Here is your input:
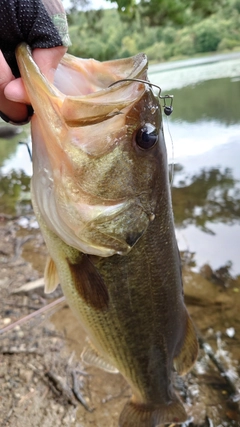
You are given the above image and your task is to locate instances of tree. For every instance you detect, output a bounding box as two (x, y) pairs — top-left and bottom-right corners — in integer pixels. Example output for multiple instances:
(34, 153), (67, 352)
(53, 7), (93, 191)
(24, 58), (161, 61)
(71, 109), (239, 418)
(107, 0), (224, 26)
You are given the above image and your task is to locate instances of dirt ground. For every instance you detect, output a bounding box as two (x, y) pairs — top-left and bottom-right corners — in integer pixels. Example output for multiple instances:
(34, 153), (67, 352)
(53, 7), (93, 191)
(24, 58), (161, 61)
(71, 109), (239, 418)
(0, 211), (239, 427)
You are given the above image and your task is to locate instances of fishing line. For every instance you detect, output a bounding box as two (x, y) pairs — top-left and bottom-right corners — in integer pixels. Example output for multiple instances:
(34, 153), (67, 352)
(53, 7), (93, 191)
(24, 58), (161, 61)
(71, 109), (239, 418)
(165, 115), (175, 187)
(109, 78), (175, 186)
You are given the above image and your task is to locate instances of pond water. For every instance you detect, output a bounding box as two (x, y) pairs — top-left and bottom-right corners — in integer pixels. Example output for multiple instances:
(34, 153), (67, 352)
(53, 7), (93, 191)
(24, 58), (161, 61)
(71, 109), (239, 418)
(150, 52), (240, 277)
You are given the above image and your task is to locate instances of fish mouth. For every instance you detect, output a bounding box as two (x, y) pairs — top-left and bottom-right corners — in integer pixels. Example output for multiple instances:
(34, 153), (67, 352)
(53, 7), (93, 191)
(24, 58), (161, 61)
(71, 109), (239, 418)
(17, 44), (155, 257)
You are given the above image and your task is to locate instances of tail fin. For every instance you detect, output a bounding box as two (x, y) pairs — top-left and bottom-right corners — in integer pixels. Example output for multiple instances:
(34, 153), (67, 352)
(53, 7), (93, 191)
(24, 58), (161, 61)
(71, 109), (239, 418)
(119, 399), (187, 427)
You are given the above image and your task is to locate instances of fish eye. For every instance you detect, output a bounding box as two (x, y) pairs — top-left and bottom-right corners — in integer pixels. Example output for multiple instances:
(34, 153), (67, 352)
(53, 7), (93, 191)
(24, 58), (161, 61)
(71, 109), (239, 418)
(135, 123), (158, 150)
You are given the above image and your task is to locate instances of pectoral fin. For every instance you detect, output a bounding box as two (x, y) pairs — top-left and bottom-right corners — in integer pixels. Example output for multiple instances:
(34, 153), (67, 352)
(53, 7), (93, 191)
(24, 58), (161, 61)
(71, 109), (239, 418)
(81, 342), (118, 374)
(44, 256), (60, 294)
(173, 315), (198, 375)
(67, 254), (109, 311)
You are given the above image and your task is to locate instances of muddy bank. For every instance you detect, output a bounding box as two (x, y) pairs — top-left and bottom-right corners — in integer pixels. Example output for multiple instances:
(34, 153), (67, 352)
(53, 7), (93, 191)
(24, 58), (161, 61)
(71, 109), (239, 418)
(0, 213), (239, 427)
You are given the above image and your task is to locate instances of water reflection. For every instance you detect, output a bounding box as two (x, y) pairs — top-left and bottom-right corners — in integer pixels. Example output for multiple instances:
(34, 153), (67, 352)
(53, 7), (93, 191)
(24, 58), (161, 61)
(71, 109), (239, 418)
(0, 170), (31, 216)
(172, 166), (240, 232)
(0, 138), (19, 168)
(172, 78), (240, 125)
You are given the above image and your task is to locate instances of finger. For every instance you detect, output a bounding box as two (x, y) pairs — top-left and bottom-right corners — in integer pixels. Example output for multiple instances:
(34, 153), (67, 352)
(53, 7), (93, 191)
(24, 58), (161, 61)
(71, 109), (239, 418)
(4, 78), (30, 104)
(0, 50), (28, 123)
(5, 46), (67, 103)
(0, 50), (14, 90)
(32, 46), (67, 82)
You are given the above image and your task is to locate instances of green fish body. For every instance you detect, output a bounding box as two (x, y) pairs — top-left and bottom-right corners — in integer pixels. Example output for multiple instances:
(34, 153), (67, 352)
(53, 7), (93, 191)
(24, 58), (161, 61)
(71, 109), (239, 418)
(16, 43), (198, 427)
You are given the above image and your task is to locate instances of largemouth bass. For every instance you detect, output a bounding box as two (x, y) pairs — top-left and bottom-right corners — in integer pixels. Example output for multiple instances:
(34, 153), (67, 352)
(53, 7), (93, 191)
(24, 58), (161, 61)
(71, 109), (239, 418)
(16, 43), (198, 427)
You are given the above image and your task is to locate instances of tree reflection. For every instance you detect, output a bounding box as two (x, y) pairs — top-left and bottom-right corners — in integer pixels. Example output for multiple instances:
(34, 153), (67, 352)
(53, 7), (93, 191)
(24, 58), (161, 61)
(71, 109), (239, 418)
(171, 78), (240, 125)
(0, 123), (29, 167)
(0, 139), (19, 168)
(0, 171), (31, 216)
(172, 166), (240, 233)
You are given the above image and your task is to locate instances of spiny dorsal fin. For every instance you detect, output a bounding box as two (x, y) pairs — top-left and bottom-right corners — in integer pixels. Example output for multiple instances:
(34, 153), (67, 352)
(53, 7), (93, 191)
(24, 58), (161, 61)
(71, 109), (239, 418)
(44, 256), (60, 294)
(173, 314), (199, 375)
(81, 342), (118, 374)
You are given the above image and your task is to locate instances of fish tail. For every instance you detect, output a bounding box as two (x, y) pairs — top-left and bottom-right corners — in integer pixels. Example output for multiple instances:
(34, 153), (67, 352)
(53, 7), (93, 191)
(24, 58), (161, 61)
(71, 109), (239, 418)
(119, 398), (187, 427)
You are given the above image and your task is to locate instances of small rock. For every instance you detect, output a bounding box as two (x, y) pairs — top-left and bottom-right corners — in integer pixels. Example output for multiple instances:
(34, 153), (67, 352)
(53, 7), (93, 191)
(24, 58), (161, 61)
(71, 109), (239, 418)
(14, 392), (21, 399)
(226, 327), (235, 338)
(3, 318), (11, 325)
(19, 369), (33, 383)
(17, 330), (25, 338)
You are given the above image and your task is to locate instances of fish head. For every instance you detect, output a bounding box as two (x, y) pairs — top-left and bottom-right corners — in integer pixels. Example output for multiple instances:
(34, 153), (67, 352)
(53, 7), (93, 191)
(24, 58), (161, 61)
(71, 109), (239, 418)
(16, 44), (166, 257)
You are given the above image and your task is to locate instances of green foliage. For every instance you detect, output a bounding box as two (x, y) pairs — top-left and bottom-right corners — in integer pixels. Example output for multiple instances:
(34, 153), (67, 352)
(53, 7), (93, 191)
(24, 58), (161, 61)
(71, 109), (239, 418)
(173, 33), (195, 56)
(162, 27), (176, 44)
(0, 171), (31, 215)
(218, 38), (240, 51)
(193, 20), (222, 53)
(67, 2), (240, 63)
(106, 0), (225, 25)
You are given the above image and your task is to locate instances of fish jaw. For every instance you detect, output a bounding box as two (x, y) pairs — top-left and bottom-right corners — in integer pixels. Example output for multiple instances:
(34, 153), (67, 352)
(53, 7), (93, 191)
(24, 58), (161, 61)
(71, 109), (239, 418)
(16, 44), (161, 256)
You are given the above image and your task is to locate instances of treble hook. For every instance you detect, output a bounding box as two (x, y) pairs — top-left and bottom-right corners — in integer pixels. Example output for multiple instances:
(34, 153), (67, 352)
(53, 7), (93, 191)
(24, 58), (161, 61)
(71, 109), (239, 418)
(108, 78), (174, 116)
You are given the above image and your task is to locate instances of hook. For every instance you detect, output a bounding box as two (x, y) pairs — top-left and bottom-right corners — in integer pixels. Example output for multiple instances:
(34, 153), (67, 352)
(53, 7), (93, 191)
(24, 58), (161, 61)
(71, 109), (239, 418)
(108, 78), (174, 116)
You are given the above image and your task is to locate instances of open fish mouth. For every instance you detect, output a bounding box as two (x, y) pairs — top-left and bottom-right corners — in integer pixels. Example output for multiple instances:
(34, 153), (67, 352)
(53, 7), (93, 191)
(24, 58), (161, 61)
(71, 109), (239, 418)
(16, 43), (160, 257)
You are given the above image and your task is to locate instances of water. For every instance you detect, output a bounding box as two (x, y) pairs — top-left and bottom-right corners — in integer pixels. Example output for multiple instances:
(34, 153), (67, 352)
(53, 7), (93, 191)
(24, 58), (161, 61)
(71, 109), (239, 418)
(1, 52), (240, 274)
(149, 53), (240, 276)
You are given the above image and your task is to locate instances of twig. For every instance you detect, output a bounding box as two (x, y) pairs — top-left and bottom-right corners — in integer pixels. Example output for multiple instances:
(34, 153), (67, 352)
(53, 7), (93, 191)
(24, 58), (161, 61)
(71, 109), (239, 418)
(198, 336), (238, 398)
(206, 416), (214, 427)
(71, 370), (94, 412)
(45, 370), (76, 405)
(11, 277), (45, 294)
(0, 347), (42, 355)
(0, 296), (66, 335)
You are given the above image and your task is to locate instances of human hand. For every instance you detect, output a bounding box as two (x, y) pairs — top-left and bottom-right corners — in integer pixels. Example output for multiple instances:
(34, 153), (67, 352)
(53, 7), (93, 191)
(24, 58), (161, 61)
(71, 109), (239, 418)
(0, 45), (67, 125)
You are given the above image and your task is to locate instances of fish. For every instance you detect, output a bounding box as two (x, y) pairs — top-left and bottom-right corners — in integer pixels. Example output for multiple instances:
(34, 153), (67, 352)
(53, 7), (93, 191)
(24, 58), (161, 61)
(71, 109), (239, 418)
(16, 43), (198, 427)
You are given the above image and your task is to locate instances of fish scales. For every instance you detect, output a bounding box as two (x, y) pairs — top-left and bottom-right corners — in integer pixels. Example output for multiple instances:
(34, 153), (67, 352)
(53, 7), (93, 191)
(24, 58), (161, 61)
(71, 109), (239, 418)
(16, 43), (198, 427)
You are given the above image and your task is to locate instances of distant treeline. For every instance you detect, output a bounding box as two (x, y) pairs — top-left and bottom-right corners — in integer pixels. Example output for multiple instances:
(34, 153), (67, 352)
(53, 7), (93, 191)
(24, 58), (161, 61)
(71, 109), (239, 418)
(67, 0), (240, 62)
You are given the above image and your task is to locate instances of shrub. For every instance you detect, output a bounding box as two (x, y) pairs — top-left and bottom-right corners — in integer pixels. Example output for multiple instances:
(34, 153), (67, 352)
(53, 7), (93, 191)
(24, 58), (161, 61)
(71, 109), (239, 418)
(217, 37), (240, 51)
(144, 42), (167, 62)
(194, 21), (222, 52)
(173, 34), (195, 56)
(162, 27), (176, 44)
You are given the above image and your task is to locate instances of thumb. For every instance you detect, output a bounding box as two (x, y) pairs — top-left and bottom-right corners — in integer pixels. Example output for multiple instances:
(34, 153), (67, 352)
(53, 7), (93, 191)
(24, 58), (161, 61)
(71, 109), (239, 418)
(5, 45), (67, 103)
(32, 45), (67, 83)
